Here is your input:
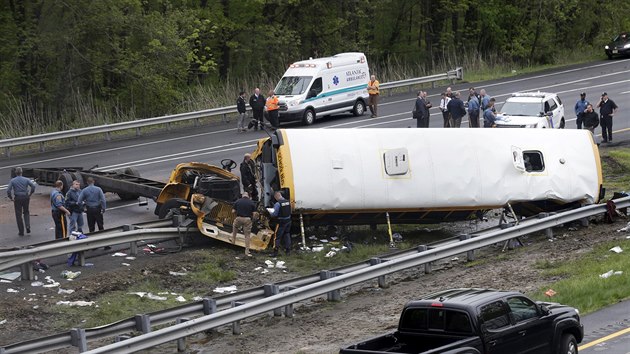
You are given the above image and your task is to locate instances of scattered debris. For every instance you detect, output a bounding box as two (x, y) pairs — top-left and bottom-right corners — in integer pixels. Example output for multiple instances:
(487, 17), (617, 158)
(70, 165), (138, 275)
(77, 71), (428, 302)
(254, 267), (262, 271)
(260, 269), (269, 274)
(169, 271), (188, 276)
(544, 289), (556, 297)
(43, 276), (60, 288)
(0, 319), (6, 325)
(58, 288), (75, 295)
(325, 251), (336, 258)
(617, 222), (630, 232)
(175, 296), (186, 302)
(320, 239), (329, 243)
(0, 272), (22, 281)
(308, 235), (317, 240)
(121, 263), (131, 267)
(125, 256), (136, 260)
(312, 246), (324, 252)
(392, 233), (403, 242)
(610, 246), (623, 254)
(147, 293), (167, 301)
(265, 260), (275, 268)
(30, 281), (44, 287)
(599, 270), (624, 279)
(84, 263), (94, 267)
(192, 296), (203, 301)
(33, 261), (49, 271)
(330, 236), (338, 241)
(275, 261), (287, 269)
(451, 257), (460, 262)
(56, 301), (95, 307)
(567, 227), (578, 231)
(0, 280), (12, 283)
(61, 270), (81, 279)
(112, 252), (127, 257)
(7, 288), (19, 293)
(213, 285), (237, 294)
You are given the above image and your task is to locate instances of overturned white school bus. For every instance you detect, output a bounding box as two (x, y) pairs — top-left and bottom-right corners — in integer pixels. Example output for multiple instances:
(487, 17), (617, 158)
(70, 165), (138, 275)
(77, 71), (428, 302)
(252, 128), (603, 227)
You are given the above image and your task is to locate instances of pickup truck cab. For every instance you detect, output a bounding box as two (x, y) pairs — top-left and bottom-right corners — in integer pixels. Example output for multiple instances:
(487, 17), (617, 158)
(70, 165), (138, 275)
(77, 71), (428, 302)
(340, 288), (583, 354)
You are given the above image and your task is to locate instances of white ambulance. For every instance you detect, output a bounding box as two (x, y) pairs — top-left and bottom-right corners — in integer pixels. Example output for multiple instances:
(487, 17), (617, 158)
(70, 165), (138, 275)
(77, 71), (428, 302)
(274, 52), (370, 125)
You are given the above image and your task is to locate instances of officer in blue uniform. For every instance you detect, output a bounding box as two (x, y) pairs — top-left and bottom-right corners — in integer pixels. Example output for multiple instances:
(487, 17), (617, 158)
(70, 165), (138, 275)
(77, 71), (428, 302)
(270, 191), (292, 257)
(51, 180), (71, 240)
(78, 177), (107, 232)
(7, 167), (36, 236)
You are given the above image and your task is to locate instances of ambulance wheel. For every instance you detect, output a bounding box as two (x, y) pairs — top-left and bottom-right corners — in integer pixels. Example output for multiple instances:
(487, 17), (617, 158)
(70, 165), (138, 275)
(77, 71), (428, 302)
(302, 109), (315, 125)
(353, 100), (366, 116)
(559, 117), (565, 129)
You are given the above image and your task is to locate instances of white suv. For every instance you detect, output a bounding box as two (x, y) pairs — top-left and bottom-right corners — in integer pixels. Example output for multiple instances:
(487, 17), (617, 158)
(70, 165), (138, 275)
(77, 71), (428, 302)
(495, 92), (565, 128)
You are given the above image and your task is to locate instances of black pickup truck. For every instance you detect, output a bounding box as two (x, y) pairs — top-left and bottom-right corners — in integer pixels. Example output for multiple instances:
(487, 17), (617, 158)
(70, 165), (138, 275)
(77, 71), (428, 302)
(340, 288), (583, 354)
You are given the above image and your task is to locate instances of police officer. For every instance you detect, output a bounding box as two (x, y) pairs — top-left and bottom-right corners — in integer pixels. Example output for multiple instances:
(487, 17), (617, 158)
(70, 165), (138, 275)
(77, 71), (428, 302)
(78, 177), (106, 232)
(51, 180), (71, 240)
(7, 167), (36, 236)
(270, 191), (292, 257)
(65, 179), (84, 235)
(231, 192), (257, 257)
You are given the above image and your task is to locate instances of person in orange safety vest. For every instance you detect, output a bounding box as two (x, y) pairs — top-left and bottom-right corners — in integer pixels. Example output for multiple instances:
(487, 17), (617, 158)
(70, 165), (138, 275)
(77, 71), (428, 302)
(266, 90), (280, 129)
(367, 74), (380, 118)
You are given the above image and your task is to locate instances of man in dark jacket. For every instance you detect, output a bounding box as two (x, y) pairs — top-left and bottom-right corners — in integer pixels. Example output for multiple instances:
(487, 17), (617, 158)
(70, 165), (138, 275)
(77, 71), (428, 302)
(582, 103), (600, 144)
(597, 92), (618, 143)
(447, 92), (466, 128)
(240, 153), (258, 201)
(412, 91), (429, 128)
(270, 191), (292, 257)
(249, 88), (266, 131)
(236, 91), (247, 132)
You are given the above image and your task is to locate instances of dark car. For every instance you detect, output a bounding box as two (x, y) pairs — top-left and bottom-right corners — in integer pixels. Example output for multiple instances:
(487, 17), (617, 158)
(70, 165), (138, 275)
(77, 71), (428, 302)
(605, 32), (630, 59)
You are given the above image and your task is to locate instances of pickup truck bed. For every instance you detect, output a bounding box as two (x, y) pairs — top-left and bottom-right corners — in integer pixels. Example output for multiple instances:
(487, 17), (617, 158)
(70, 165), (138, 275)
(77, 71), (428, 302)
(340, 331), (482, 354)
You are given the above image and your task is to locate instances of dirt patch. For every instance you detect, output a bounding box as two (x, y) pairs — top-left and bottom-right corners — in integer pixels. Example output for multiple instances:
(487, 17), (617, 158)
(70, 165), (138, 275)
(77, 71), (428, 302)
(0, 216), (628, 353)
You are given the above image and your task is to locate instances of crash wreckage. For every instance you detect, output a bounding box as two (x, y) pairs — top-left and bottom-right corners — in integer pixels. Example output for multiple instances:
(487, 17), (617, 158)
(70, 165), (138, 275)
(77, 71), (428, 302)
(17, 128), (603, 251)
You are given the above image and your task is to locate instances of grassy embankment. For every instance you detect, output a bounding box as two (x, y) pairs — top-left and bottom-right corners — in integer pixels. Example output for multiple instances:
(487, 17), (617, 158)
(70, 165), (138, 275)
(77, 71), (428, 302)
(530, 148), (630, 313)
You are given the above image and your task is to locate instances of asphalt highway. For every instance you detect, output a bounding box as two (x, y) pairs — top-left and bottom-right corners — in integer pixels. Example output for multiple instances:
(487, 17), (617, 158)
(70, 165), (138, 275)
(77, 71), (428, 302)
(1, 58), (629, 351)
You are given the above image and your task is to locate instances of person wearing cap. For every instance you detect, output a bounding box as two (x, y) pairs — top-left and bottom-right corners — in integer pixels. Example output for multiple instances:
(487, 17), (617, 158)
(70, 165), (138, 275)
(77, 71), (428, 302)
(7, 167), (37, 236)
(574, 92), (589, 129)
(270, 191), (292, 257)
(231, 192), (257, 257)
(597, 92), (618, 143)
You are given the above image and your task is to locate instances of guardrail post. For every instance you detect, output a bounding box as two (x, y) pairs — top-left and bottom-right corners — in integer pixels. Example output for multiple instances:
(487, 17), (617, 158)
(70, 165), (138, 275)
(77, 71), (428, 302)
(70, 328), (87, 352)
(176, 317), (190, 352)
(417, 245), (432, 274)
(194, 118), (200, 127)
(106, 132), (111, 141)
(320, 270), (341, 301)
(78, 251), (86, 266)
(136, 127), (141, 136)
(459, 234), (475, 261)
(20, 261), (34, 281)
(73, 136), (79, 147)
(222, 113), (229, 123)
(263, 283), (282, 316)
(232, 301), (244, 334)
(431, 81), (436, 89)
(283, 286), (297, 317)
(580, 217), (589, 227)
(135, 314), (151, 333)
(202, 298), (218, 333)
(369, 258), (387, 288)
(39, 142), (45, 153)
(167, 122), (171, 131)
(538, 213), (554, 239)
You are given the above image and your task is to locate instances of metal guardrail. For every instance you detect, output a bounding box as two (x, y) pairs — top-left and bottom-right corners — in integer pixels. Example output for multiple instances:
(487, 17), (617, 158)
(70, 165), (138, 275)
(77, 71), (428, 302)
(0, 68), (463, 157)
(2, 196), (627, 353)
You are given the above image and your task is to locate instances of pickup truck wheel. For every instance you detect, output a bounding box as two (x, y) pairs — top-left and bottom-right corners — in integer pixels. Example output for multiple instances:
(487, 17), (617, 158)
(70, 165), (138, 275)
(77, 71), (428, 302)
(302, 108), (315, 125)
(559, 333), (577, 354)
(559, 118), (565, 129)
(353, 100), (366, 116)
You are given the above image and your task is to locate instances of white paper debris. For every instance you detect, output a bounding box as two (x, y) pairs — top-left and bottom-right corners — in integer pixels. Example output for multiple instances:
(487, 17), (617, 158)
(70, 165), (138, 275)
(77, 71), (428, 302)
(31, 282), (44, 287)
(147, 293), (167, 301)
(58, 288), (75, 295)
(320, 239), (329, 243)
(308, 235), (317, 240)
(213, 285), (237, 294)
(121, 263), (131, 267)
(451, 257), (460, 261)
(265, 260), (275, 268)
(610, 246), (623, 253)
(0, 280), (11, 283)
(169, 271), (187, 276)
(192, 296), (203, 301)
(0, 319), (6, 325)
(56, 301), (95, 307)
(275, 261), (287, 269)
(616, 222), (630, 232)
(325, 251), (336, 258)
(127, 292), (147, 298)
(254, 266), (262, 271)
(175, 296), (186, 302)
(112, 252), (127, 257)
(0, 272), (22, 281)
(7, 288), (19, 293)
(125, 256), (136, 260)
(312, 246), (324, 252)
(260, 269), (269, 274)
(330, 236), (338, 241)
(599, 270), (623, 279)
